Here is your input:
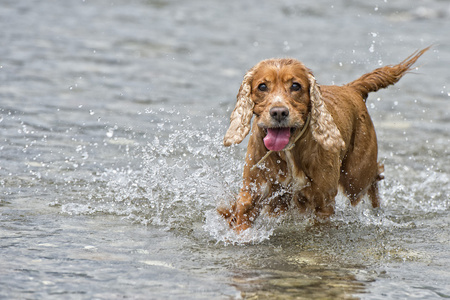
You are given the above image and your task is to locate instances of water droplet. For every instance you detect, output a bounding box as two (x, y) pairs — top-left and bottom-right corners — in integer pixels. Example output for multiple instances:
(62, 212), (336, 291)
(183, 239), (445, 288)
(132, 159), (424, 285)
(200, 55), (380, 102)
(283, 41), (290, 52)
(106, 129), (114, 138)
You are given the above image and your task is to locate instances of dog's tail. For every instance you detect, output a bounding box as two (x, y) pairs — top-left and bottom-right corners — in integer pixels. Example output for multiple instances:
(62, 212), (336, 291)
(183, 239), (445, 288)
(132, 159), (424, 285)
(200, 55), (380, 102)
(346, 46), (430, 101)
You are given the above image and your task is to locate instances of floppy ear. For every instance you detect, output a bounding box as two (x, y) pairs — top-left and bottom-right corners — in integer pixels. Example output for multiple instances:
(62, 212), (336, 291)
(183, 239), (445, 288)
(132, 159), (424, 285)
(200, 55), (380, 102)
(308, 73), (345, 152)
(223, 69), (255, 146)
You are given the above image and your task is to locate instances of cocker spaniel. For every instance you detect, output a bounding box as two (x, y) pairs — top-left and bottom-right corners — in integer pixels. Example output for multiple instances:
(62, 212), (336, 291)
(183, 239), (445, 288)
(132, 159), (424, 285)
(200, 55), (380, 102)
(219, 47), (429, 232)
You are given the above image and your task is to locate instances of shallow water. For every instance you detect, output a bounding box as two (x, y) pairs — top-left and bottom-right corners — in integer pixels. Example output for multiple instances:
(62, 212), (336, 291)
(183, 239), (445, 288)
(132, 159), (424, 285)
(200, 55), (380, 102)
(1, 0), (449, 299)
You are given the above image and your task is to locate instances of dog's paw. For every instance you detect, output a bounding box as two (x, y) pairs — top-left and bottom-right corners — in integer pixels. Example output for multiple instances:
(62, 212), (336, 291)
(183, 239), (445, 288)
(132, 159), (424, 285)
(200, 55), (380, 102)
(217, 204), (251, 233)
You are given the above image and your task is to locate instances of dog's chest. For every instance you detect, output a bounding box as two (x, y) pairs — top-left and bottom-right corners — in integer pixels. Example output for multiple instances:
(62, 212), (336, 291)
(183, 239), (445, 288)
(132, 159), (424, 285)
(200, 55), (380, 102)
(276, 151), (309, 192)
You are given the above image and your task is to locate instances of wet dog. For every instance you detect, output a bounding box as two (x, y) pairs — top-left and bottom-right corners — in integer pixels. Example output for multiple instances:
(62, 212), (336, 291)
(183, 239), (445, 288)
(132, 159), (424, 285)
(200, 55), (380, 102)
(219, 47), (429, 232)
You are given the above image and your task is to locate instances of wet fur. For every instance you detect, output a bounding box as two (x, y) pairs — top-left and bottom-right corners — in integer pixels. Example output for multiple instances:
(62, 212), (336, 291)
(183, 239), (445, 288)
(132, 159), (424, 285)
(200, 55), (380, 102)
(219, 47), (429, 232)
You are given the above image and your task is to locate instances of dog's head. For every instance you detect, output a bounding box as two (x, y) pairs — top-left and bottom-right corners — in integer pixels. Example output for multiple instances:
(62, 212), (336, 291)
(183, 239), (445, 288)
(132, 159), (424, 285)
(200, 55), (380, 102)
(223, 58), (344, 152)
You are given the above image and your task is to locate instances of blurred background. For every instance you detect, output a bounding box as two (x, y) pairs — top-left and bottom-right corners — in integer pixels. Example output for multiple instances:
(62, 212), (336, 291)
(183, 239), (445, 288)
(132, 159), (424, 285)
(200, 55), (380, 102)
(1, 0), (449, 299)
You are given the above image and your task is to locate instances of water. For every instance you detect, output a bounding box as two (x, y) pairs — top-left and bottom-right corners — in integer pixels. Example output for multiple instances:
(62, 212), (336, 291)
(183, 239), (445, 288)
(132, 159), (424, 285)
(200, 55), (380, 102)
(1, 0), (449, 298)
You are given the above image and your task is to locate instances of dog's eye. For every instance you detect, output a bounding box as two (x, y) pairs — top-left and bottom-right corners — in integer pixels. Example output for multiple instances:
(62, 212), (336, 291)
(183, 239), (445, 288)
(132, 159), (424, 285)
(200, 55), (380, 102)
(258, 83), (268, 92)
(291, 82), (301, 91)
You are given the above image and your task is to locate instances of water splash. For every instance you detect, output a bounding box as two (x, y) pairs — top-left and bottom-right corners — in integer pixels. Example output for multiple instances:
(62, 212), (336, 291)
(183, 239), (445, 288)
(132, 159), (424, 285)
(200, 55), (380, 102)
(57, 109), (258, 241)
(204, 209), (275, 245)
(382, 169), (450, 213)
(58, 109), (449, 244)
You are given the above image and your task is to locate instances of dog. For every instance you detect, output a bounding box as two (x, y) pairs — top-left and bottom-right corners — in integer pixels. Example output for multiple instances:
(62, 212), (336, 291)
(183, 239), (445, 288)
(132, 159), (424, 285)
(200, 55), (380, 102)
(218, 47), (429, 232)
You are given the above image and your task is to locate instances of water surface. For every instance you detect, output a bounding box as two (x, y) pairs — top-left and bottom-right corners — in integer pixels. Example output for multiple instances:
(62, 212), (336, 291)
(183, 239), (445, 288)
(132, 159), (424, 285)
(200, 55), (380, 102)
(1, 0), (449, 299)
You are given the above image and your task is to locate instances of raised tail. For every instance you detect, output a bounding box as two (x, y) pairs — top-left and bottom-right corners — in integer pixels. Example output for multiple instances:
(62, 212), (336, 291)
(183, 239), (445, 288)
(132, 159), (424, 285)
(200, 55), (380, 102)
(346, 46), (430, 100)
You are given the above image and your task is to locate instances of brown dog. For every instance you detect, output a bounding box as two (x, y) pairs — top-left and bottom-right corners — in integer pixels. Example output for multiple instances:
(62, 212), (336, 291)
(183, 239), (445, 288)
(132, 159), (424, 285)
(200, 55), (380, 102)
(219, 47), (429, 232)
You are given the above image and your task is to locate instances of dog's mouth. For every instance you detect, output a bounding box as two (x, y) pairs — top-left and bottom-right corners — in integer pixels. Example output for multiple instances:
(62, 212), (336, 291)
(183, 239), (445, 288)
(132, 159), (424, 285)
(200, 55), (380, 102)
(263, 127), (297, 151)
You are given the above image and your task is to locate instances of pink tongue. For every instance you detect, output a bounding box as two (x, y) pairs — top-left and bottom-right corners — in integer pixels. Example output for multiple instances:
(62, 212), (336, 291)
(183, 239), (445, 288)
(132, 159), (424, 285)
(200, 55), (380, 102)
(263, 128), (291, 151)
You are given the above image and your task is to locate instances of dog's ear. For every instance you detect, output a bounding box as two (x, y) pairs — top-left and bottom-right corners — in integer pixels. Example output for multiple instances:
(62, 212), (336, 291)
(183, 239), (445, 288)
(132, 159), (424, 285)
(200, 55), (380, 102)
(223, 68), (255, 146)
(308, 73), (345, 152)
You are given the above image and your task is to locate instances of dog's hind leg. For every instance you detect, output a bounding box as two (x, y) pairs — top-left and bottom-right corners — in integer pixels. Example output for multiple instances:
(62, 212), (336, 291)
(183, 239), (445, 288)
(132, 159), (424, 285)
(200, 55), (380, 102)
(367, 162), (384, 208)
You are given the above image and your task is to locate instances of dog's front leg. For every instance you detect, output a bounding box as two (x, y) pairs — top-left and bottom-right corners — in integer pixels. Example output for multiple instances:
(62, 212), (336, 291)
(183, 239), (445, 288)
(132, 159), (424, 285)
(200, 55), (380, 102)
(217, 185), (261, 232)
(229, 188), (260, 232)
(299, 171), (339, 219)
(219, 130), (273, 231)
(296, 155), (341, 219)
(219, 158), (270, 232)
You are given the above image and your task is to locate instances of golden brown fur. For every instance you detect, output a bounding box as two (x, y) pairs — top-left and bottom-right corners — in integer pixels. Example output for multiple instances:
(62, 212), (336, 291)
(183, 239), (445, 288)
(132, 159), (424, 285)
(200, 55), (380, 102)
(219, 47), (429, 232)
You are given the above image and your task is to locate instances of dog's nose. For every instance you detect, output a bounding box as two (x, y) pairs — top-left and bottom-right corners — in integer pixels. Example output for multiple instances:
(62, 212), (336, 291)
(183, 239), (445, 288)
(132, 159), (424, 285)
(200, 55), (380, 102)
(270, 106), (289, 122)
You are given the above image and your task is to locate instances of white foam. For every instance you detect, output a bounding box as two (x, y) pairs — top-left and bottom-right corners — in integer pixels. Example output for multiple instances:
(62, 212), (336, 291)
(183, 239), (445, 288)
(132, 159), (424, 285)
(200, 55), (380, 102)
(58, 110), (449, 244)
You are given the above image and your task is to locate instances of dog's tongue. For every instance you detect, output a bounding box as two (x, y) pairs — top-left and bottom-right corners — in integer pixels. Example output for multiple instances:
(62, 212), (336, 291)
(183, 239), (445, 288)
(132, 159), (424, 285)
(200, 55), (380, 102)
(263, 128), (291, 151)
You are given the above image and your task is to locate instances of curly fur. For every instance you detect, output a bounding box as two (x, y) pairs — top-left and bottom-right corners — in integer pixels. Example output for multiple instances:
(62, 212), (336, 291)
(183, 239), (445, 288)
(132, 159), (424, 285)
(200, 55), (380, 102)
(219, 47), (429, 232)
(308, 74), (345, 152)
(223, 69), (255, 146)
